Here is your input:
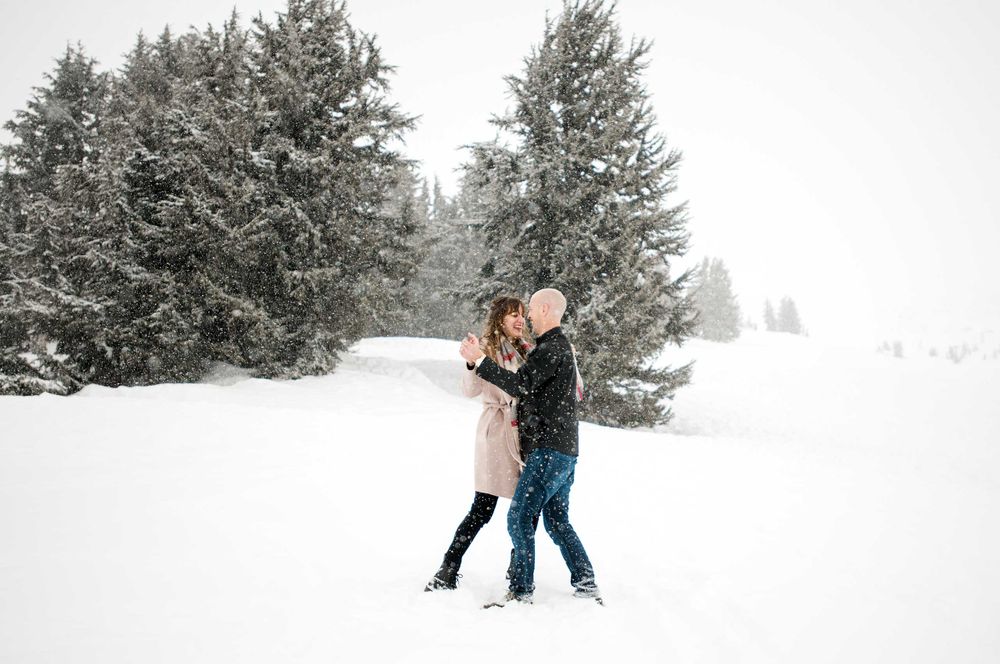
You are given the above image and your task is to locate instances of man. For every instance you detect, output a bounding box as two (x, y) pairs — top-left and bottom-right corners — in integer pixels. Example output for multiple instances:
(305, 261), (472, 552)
(460, 288), (600, 606)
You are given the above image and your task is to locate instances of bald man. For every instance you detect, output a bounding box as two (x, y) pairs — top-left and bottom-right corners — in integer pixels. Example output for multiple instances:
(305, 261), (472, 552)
(461, 288), (600, 606)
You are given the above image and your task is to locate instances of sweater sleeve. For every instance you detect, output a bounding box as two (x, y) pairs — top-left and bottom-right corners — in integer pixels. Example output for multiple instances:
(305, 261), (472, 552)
(476, 343), (563, 398)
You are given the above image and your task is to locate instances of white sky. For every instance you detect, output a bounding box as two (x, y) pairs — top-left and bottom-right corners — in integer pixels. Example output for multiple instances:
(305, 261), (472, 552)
(2, 0), (998, 347)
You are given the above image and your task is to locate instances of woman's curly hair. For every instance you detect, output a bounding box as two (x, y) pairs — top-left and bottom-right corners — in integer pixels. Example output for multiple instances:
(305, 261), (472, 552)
(481, 295), (531, 361)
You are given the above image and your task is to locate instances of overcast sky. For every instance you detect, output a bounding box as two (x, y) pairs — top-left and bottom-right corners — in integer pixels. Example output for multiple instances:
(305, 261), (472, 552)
(3, 0), (998, 347)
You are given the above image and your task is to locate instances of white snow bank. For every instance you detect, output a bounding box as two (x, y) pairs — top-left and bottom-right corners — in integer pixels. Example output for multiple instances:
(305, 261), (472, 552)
(1, 332), (998, 663)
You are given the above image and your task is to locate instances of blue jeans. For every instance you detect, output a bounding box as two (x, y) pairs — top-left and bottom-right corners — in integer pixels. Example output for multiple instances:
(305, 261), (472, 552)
(507, 448), (596, 596)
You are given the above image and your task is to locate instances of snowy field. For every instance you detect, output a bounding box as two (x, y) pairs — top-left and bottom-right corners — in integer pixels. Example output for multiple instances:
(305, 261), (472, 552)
(2, 332), (998, 663)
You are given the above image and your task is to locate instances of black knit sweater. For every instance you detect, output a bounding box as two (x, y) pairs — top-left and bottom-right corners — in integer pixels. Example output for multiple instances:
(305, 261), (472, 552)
(476, 326), (579, 457)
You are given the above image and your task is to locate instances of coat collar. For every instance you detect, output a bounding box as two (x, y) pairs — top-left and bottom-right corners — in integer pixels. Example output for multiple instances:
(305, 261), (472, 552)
(534, 326), (563, 344)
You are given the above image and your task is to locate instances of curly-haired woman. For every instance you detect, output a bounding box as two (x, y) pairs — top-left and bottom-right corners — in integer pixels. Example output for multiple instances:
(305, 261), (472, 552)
(424, 295), (533, 591)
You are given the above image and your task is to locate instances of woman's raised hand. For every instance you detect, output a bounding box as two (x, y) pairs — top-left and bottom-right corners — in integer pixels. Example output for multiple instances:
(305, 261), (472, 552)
(460, 333), (484, 363)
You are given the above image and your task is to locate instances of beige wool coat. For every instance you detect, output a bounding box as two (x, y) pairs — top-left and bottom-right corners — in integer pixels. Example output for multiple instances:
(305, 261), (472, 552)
(461, 354), (523, 499)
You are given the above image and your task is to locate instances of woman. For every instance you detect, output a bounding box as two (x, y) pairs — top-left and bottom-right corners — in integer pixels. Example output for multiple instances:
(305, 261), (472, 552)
(425, 295), (532, 591)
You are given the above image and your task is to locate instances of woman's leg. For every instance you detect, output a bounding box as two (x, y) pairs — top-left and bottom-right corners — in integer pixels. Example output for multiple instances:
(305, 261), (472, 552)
(427, 492), (499, 591)
(443, 491), (499, 567)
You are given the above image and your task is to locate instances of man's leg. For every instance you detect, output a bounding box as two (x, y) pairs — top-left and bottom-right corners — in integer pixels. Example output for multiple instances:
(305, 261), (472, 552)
(542, 464), (598, 593)
(506, 514), (540, 581)
(506, 450), (552, 597)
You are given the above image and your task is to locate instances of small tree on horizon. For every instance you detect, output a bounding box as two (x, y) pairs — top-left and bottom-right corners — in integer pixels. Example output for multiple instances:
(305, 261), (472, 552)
(777, 296), (803, 335)
(689, 257), (741, 342)
(763, 299), (777, 332)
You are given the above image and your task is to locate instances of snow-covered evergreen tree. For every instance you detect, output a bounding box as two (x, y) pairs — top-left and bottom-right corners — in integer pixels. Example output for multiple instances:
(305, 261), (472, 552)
(404, 174), (487, 340)
(1, 175), (67, 394)
(763, 299), (777, 332)
(1, 44), (108, 194)
(0, 44), (111, 394)
(462, 0), (694, 426)
(2, 1), (417, 393)
(431, 177), (459, 222)
(370, 163), (429, 336)
(249, 0), (416, 374)
(105, 28), (220, 382)
(689, 257), (741, 342)
(777, 296), (803, 335)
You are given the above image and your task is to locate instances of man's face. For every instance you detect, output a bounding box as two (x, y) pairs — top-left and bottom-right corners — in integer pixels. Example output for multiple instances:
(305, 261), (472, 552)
(527, 295), (543, 331)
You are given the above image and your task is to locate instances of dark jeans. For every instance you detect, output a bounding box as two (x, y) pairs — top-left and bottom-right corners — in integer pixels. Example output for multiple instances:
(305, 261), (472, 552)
(508, 448), (596, 597)
(443, 492), (540, 568)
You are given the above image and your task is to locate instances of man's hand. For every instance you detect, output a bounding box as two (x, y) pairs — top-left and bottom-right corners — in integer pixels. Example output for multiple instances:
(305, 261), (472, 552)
(459, 333), (484, 363)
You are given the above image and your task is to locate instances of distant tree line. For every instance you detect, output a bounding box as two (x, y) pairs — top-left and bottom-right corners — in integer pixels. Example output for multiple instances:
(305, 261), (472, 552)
(880, 340), (1000, 363)
(877, 340), (905, 358)
(1, 0), (695, 427)
(392, 175), (489, 341)
(685, 258), (809, 343)
(763, 297), (805, 335)
(928, 342), (998, 364)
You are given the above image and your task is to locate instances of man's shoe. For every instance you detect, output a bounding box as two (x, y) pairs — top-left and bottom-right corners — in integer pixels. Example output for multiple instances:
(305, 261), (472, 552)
(573, 586), (603, 605)
(424, 562), (460, 591)
(483, 590), (533, 609)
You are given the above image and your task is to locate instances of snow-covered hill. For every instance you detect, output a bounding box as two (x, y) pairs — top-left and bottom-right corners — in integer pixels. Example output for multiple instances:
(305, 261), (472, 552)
(2, 332), (998, 663)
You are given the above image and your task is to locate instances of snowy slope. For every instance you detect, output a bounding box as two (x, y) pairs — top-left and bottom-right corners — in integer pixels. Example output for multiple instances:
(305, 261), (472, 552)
(1, 333), (998, 663)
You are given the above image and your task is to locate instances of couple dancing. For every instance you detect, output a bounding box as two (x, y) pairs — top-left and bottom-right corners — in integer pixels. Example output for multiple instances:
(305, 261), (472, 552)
(425, 288), (601, 607)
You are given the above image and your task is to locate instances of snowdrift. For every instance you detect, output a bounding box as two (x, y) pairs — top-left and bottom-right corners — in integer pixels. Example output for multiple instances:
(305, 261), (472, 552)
(2, 332), (998, 663)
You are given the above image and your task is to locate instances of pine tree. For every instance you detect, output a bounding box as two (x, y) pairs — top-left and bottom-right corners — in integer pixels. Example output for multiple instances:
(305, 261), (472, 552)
(2, 44), (108, 194)
(462, 0), (694, 426)
(689, 257), (741, 342)
(108, 29), (216, 381)
(407, 173), (487, 339)
(777, 296), (803, 335)
(369, 163), (429, 336)
(247, 0), (416, 374)
(763, 299), (777, 332)
(102, 3), (418, 379)
(96, 5), (420, 380)
(0, 44), (111, 394)
(0, 171), (47, 394)
(431, 177), (459, 221)
(3, 2), (418, 393)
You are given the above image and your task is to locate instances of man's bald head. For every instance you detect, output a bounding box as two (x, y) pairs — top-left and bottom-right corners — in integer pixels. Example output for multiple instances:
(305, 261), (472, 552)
(532, 288), (567, 319)
(527, 288), (567, 335)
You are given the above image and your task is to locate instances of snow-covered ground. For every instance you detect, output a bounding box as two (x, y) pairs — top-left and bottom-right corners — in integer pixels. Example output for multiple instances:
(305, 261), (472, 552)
(2, 331), (998, 663)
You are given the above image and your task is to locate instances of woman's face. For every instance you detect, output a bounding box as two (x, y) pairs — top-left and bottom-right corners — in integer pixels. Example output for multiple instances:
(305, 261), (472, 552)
(501, 307), (525, 339)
